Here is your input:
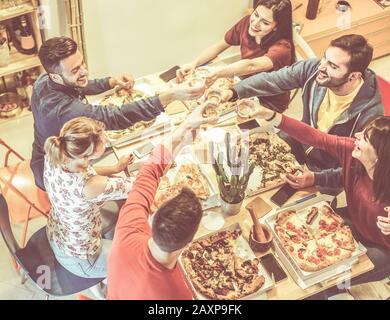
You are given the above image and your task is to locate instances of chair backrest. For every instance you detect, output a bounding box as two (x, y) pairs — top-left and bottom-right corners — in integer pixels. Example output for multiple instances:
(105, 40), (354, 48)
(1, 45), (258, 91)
(293, 25), (317, 61)
(377, 75), (390, 116)
(0, 194), (20, 255)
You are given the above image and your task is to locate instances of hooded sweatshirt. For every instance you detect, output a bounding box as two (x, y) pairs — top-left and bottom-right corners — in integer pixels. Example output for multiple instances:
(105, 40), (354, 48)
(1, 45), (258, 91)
(234, 58), (384, 188)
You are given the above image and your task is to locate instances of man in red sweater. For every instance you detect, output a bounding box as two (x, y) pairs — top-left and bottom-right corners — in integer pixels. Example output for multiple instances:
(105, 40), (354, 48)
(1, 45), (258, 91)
(107, 105), (216, 300)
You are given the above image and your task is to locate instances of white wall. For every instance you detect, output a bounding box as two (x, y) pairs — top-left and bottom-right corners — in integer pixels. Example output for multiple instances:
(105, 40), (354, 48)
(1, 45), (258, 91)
(82, 0), (251, 79)
(39, 0), (68, 39)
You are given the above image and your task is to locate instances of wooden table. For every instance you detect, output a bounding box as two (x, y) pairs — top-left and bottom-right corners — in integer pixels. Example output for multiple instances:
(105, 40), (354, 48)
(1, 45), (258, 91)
(113, 122), (374, 300)
(195, 188), (374, 300)
(109, 71), (374, 300)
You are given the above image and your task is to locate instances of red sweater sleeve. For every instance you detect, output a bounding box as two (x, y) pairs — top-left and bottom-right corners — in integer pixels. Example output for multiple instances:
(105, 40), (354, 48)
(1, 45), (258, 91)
(115, 144), (172, 236)
(278, 115), (354, 164)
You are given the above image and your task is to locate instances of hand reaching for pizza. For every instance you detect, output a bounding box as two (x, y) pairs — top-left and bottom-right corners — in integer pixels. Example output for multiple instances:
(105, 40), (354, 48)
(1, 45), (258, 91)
(377, 207), (390, 236)
(110, 73), (135, 91)
(115, 154), (135, 173)
(284, 170), (315, 189)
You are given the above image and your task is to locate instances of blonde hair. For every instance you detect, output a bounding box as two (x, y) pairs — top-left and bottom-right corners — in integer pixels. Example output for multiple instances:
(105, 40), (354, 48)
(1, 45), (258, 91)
(44, 117), (105, 166)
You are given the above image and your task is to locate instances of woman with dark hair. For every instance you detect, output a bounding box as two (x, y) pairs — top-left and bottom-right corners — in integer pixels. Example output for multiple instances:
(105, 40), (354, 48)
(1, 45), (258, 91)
(176, 0), (295, 112)
(243, 100), (390, 288)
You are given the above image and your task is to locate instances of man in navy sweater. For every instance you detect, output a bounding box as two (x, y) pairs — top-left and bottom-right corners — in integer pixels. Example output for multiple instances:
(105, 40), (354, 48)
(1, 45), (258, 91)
(31, 37), (204, 190)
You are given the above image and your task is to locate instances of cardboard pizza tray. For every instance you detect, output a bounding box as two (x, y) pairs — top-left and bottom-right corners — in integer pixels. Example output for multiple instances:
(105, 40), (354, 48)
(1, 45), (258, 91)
(265, 195), (367, 289)
(179, 223), (275, 300)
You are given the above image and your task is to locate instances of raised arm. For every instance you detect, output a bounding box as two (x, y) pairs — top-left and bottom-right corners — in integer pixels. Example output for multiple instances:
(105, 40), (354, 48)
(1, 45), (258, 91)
(122, 104), (217, 215)
(176, 39), (231, 83)
(81, 74), (135, 96)
(205, 56), (274, 87)
(251, 104), (353, 164)
(232, 58), (320, 100)
(57, 85), (205, 131)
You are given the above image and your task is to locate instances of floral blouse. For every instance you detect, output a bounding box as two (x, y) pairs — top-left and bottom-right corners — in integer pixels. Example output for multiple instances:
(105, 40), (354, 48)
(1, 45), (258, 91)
(44, 157), (134, 259)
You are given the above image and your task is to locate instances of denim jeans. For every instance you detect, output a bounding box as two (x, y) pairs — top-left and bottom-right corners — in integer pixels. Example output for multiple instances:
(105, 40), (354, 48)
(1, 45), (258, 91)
(49, 237), (112, 279)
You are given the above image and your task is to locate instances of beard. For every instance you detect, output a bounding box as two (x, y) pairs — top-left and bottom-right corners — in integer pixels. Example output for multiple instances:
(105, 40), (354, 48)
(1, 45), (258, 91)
(316, 70), (350, 89)
(60, 74), (89, 88)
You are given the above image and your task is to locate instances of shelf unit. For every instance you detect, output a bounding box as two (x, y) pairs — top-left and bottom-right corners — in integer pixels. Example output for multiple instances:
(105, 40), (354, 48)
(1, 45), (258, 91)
(0, 1), (43, 124)
(291, 0), (390, 60)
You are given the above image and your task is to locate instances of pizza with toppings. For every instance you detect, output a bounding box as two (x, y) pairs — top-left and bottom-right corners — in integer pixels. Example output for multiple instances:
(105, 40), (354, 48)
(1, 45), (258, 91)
(100, 88), (146, 107)
(105, 119), (156, 140)
(249, 132), (302, 190)
(274, 205), (356, 272)
(181, 230), (265, 300)
(154, 164), (210, 208)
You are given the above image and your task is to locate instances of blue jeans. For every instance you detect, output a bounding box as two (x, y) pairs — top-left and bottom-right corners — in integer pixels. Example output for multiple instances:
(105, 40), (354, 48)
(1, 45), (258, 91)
(49, 237), (112, 279)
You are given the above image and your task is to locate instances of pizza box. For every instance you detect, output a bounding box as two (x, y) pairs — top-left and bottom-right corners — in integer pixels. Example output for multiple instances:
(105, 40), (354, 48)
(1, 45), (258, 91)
(179, 223), (275, 300)
(264, 195), (367, 289)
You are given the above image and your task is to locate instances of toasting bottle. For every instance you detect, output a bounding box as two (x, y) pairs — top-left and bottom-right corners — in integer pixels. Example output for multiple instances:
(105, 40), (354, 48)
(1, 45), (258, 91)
(19, 15), (36, 55)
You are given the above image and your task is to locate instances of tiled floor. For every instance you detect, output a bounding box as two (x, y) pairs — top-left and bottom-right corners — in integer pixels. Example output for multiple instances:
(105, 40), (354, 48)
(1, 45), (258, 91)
(0, 55), (389, 300)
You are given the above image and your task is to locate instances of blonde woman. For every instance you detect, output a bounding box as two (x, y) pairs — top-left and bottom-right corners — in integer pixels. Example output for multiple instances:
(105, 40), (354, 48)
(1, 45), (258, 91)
(44, 117), (134, 279)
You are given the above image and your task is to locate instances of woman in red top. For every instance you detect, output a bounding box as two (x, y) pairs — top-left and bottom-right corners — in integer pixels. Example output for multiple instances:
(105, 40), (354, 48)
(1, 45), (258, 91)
(246, 101), (390, 289)
(177, 0), (294, 112)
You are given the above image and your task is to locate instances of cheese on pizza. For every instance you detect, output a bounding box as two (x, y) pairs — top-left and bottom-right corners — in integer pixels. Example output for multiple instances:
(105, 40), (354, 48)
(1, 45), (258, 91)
(249, 133), (301, 189)
(154, 164), (210, 208)
(274, 206), (356, 272)
(181, 230), (265, 300)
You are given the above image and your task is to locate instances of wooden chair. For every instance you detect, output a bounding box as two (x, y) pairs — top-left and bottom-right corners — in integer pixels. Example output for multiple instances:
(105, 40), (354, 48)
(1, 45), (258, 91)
(0, 138), (51, 248)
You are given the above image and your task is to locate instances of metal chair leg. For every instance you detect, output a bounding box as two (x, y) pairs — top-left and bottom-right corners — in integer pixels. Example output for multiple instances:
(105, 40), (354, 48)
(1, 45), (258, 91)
(20, 269), (28, 285)
(20, 206), (32, 248)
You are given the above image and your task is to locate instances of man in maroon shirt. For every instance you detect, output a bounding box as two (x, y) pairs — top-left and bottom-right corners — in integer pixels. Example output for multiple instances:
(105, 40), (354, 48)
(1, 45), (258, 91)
(108, 105), (217, 299)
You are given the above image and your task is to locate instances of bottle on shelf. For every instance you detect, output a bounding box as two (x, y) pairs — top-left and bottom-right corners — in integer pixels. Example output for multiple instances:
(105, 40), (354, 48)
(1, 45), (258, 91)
(18, 15), (36, 55)
(0, 24), (11, 67)
(306, 0), (320, 20)
(13, 71), (27, 100)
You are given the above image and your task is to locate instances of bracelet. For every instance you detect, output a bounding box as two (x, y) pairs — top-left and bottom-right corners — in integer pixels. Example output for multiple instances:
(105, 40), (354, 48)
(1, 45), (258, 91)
(228, 88), (239, 102)
(265, 111), (277, 122)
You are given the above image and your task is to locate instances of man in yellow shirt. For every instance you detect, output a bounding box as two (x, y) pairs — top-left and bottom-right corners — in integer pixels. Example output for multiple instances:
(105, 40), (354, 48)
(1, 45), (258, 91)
(317, 79), (364, 132)
(222, 34), (384, 194)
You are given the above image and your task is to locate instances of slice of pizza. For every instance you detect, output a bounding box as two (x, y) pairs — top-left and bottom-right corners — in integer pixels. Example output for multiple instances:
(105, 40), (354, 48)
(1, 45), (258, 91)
(290, 239), (333, 272)
(317, 205), (345, 235)
(173, 164), (210, 200)
(275, 210), (313, 242)
(154, 164), (210, 208)
(233, 256), (265, 299)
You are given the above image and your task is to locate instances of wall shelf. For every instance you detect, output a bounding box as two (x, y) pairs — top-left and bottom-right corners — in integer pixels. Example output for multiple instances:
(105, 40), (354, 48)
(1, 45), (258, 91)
(0, 3), (35, 23)
(0, 47), (40, 78)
